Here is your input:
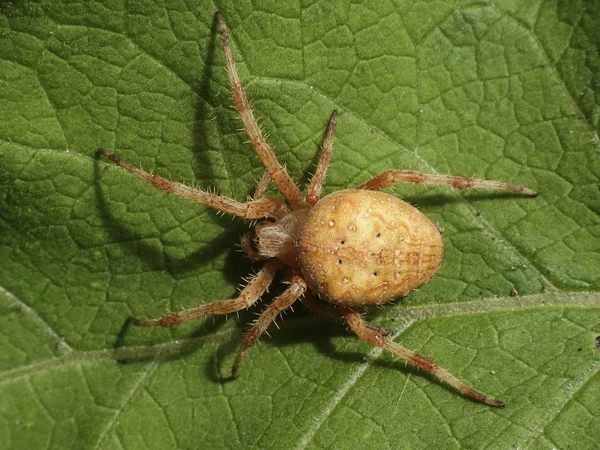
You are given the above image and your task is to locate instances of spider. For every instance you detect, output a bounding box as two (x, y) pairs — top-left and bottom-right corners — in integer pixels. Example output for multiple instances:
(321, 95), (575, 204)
(100, 11), (536, 408)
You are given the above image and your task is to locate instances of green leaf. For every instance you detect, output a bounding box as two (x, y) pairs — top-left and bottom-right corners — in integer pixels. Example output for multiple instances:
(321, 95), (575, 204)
(1, 1), (599, 449)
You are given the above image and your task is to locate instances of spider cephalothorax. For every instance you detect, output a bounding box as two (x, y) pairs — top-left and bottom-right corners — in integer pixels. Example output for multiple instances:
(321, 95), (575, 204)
(100, 11), (536, 408)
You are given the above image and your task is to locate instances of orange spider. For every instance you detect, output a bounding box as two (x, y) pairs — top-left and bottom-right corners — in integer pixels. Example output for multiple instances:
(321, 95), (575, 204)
(100, 12), (537, 408)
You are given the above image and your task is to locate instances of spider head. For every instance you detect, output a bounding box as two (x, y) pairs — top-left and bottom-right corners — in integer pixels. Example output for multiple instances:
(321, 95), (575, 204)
(254, 209), (309, 268)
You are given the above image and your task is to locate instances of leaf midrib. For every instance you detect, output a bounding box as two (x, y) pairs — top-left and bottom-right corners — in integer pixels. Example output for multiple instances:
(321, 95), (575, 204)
(2, 290), (597, 387)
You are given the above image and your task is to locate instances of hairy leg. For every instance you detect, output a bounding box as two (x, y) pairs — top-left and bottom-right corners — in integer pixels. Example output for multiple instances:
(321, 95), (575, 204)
(238, 231), (262, 261)
(300, 292), (393, 337)
(99, 149), (287, 219)
(358, 170), (536, 196)
(216, 12), (306, 210)
(237, 171), (276, 261)
(252, 170), (271, 200)
(131, 260), (282, 327)
(300, 295), (503, 408)
(232, 274), (307, 376)
(307, 110), (338, 206)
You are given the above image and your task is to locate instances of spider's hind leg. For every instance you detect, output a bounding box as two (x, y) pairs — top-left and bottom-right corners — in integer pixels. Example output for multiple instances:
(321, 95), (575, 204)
(300, 294), (504, 408)
(357, 169), (536, 196)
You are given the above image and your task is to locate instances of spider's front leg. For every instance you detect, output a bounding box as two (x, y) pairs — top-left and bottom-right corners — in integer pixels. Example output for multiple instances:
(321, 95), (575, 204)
(358, 169), (537, 196)
(300, 294), (504, 408)
(99, 149), (288, 219)
(232, 273), (307, 376)
(131, 260), (282, 327)
(215, 12), (306, 210)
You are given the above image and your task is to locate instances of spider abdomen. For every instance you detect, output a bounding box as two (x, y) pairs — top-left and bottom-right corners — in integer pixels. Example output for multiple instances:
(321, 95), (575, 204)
(296, 189), (444, 306)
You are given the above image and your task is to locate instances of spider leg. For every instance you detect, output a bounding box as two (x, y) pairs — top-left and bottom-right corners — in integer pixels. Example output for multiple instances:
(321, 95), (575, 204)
(232, 273), (307, 376)
(131, 260), (282, 327)
(300, 295), (503, 408)
(357, 170), (536, 196)
(300, 292), (393, 336)
(238, 231), (263, 261)
(236, 170), (274, 261)
(252, 170), (271, 200)
(307, 110), (338, 206)
(216, 12), (306, 210)
(99, 149), (288, 219)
